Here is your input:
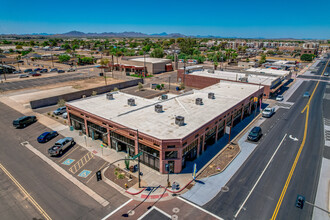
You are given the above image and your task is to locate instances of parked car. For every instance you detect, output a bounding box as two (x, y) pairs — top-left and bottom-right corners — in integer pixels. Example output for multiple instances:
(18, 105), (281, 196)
(53, 106), (66, 115)
(13, 70), (22, 74)
(62, 112), (68, 119)
(29, 71), (37, 75)
(40, 69), (48, 73)
(262, 107), (275, 118)
(57, 70), (65, 73)
(24, 69), (33, 73)
(13, 116), (37, 128)
(276, 95), (284, 101)
(50, 68), (58, 72)
(48, 137), (75, 156)
(324, 72), (329, 76)
(247, 126), (262, 142)
(32, 73), (42, 77)
(295, 195), (305, 209)
(19, 74), (29, 78)
(67, 68), (75, 72)
(34, 68), (42, 71)
(303, 92), (310, 98)
(37, 131), (58, 143)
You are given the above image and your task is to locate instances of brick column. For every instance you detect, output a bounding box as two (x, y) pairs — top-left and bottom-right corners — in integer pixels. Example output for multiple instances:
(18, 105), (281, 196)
(201, 134), (205, 153)
(84, 118), (89, 136)
(215, 124), (219, 141)
(197, 137), (201, 158)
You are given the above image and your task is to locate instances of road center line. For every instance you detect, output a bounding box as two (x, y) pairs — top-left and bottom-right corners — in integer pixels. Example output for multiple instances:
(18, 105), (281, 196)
(21, 141), (109, 207)
(0, 163), (52, 220)
(234, 133), (287, 218)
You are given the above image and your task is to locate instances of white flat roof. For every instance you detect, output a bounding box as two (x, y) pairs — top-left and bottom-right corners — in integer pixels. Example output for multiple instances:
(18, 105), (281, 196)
(68, 81), (261, 140)
(129, 57), (171, 64)
(247, 68), (290, 76)
(189, 70), (279, 86)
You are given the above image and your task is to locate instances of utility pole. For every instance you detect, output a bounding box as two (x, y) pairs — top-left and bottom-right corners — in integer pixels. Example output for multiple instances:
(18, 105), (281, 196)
(143, 51), (146, 78)
(168, 76), (171, 92)
(137, 129), (141, 188)
(112, 54), (114, 78)
(183, 59), (186, 87)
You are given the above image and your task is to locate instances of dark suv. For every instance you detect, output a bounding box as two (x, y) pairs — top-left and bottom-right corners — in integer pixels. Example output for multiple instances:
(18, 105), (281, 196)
(247, 126), (262, 142)
(13, 116), (37, 128)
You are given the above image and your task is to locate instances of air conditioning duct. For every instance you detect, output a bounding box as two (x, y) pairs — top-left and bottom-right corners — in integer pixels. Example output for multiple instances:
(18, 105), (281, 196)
(195, 98), (203, 105)
(128, 98), (135, 106)
(106, 93), (114, 100)
(175, 116), (185, 126)
(155, 104), (163, 113)
(208, 92), (215, 99)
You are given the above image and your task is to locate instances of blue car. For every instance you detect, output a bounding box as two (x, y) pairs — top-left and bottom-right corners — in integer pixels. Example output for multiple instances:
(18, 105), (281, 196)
(37, 131), (58, 143)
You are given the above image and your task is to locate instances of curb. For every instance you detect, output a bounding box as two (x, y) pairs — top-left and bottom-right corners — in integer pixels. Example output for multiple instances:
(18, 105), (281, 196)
(125, 188), (145, 195)
(160, 179), (194, 194)
(196, 113), (262, 178)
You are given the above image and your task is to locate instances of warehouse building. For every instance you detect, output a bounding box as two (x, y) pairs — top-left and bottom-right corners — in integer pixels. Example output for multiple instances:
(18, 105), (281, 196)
(109, 57), (173, 75)
(177, 68), (282, 98)
(66, 81), (264, 174)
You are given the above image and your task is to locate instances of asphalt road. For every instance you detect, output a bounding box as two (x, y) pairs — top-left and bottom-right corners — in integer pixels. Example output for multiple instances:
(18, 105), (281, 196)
(0, 102), (128, 219)
(203, 57), (329, 219)
(0, 72), (92, 91)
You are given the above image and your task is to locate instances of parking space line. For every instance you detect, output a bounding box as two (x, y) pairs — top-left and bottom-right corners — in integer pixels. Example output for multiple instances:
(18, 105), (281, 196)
(58, 146), (79, 162)
(69, 152), (94, 174)
(21, 142), (109, 207)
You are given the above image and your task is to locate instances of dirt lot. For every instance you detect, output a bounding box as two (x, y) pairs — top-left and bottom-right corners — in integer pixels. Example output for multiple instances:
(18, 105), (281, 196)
(197, 143), (240, 179)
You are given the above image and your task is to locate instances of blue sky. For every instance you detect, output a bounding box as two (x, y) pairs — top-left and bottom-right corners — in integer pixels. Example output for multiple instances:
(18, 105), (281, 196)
(1, 0), (329, 39)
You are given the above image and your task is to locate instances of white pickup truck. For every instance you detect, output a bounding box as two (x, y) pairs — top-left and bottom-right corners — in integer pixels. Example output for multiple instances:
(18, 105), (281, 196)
(262, 107), (275, 118)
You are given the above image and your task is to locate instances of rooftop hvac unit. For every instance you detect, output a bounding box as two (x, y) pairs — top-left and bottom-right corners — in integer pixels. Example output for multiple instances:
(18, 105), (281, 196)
(161, 94), (168, 100)
(106, 93), (113, 100)
(195, 98), (203, 105)
(175, 116), (184, 126)
(128, 98), (135, 106)
(155, 104), (163, 113)
(208, 92), (215, 99)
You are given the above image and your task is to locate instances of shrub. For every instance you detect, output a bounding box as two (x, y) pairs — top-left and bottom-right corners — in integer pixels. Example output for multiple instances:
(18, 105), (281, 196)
(114, 171), (118, 176)
(113, 87), (119, 91)
(57, 99), (66, 107)
(55, 116), (58, 119)
(51, 114), (54, 117)
(156, 84), (161, 90)
(92, 90), (97, 96)
(138, 82), (143, 91)
(47, 112), (50, 115)
(117, 173), (125, 179)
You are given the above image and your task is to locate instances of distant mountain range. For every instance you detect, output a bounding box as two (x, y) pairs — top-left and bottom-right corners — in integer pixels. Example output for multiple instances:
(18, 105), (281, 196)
(50, 31), (187, 38)
(0, 31), (323, 40)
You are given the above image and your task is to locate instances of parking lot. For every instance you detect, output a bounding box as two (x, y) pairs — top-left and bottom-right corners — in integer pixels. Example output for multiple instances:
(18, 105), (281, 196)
(9, 116), (127, 205)
(0, 72), (90, 91)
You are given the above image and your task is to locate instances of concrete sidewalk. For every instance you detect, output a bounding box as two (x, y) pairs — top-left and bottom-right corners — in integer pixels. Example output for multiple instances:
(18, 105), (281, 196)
(312, 157), (330, 220)
(181, 116), (266, 206)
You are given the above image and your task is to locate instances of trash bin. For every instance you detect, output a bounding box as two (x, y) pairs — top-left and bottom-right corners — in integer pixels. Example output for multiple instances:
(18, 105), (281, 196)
(70, 126), (74, 131)
(99, 73), (104, 76)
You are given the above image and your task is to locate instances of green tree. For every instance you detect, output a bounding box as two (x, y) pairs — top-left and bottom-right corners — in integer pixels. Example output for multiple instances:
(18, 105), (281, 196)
(16, 45), (23, 49)
(150, 48), (164, 58)
(300, 54), (314, 61)
(57, 99), (66, 107)
(259, 54), (267, 64)
(59, 54), (71, 63)
(179, 38), (196, 55)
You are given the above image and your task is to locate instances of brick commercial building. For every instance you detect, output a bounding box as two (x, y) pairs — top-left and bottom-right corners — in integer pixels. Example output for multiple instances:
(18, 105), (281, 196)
(177, 67), (286, 98)
(66, 81), (264, 174)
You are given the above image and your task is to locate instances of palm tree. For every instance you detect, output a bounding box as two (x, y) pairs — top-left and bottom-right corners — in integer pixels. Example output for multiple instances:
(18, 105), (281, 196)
(100, 58), (110, 85)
